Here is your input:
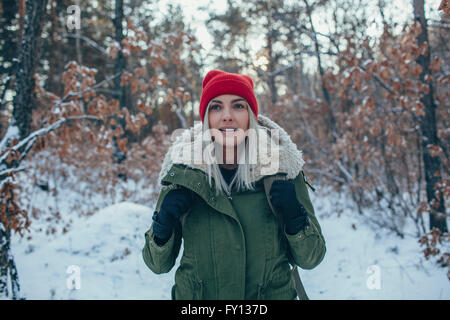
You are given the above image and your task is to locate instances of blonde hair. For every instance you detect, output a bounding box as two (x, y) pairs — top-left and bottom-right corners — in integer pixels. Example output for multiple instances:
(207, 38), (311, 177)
(202, 100), (265, 196)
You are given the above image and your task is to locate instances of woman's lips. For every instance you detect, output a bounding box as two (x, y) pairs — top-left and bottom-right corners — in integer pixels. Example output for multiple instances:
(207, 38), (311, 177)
(209, 128), (246, 146)
(219, 128), (238, 135)
(219, 128), (237, 132)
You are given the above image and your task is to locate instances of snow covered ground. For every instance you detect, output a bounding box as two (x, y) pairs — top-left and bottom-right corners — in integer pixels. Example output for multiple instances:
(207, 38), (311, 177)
(10, 184), (450, 300)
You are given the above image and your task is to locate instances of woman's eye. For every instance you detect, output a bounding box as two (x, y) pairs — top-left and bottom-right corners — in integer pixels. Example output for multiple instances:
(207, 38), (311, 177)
(234, 104), (245, 109)
(211, 104), (221, 111)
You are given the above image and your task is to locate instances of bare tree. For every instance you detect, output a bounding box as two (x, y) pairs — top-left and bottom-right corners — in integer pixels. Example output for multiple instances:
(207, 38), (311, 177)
(112, 0), (128, 166)
(413, 0), (447, 233)
(1, 0), (48, 299)
(11, 0), (48, 141)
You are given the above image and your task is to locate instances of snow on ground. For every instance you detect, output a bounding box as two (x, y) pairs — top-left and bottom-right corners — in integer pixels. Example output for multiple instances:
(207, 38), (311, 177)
(303, 190), (449, 299)
(10, 186), (450, 300)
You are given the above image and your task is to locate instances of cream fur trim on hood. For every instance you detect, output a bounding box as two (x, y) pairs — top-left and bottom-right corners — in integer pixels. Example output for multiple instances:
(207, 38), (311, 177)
(157, 114), (305, 186)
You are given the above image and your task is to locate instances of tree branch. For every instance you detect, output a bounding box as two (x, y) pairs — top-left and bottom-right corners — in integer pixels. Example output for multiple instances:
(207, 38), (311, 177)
(52, 72), (121, 113)
(0, 115), (102, 168)
(0, 166), (30, 181)
(63, 33), (108, 54)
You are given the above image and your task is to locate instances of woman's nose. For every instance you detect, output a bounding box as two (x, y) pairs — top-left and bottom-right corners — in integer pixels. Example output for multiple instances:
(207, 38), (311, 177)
(222, 107), (233, 121)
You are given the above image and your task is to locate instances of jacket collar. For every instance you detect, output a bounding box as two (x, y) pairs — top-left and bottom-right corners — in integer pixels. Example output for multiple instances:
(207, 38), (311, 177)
(157, 114), (304, 186)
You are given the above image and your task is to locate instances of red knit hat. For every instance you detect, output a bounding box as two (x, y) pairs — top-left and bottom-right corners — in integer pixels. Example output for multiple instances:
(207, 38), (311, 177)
(199, 70), (258, 123)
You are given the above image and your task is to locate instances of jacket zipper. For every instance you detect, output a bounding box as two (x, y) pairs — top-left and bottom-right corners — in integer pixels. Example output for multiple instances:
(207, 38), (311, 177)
(224, 190), (246, 299)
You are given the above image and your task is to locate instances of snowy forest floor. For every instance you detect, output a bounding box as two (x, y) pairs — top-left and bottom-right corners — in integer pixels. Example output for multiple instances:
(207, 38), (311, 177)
(10, 177), (450, 300)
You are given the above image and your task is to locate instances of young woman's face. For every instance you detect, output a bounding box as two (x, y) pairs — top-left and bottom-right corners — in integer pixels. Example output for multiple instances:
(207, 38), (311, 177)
(207, 94), (249, 148)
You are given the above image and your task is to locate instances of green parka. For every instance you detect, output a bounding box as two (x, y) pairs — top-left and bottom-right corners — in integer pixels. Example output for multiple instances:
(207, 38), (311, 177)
(142, 114), (326, 300)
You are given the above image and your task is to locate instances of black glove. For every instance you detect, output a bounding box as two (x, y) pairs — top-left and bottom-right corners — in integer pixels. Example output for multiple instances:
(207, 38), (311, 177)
(269, 180), (309, 235)
(152, 187), (192, 245)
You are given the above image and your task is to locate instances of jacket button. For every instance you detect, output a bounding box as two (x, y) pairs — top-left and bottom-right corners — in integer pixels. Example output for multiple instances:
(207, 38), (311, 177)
(169, 172), (175, 177)
(197, 182), (202, 187)
(211, 197), (216, 202)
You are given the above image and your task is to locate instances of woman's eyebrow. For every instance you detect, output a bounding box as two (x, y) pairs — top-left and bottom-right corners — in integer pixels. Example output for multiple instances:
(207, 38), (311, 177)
(211, 98), (246, 104)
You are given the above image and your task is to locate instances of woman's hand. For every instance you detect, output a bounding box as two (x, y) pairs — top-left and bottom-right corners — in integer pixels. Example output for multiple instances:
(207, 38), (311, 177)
(152, 187), (192, 245)
(269, 180), (309, 235)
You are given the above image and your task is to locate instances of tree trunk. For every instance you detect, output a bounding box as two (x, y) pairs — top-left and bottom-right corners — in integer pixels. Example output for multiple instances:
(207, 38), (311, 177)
(2, 0), (47, 299)
(75, 0), (82, 64)
(413, 0), (447, 233)
(0, 218), (20, 299)
(11, 0), (48, 140)
(112, 0), (127, 166)
(47, 0), (62, 95)
(304, 0), (338, 143)
(266, 16), (278, 105)
(0, 0), (19, 136)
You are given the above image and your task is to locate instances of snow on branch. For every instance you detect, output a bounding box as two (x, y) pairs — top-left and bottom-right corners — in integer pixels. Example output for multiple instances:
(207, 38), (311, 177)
(0, 115), (102, 170)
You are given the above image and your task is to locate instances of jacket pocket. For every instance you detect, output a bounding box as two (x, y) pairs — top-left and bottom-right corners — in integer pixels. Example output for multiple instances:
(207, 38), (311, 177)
(263, 265), (296, 300)
(194, 280), (204, 300)
(173, 259), (204, 300)
(174, 273), (202, 300)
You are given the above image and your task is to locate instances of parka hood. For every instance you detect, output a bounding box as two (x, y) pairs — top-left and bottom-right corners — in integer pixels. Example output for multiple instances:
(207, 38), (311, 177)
(157, 114), (305, 186)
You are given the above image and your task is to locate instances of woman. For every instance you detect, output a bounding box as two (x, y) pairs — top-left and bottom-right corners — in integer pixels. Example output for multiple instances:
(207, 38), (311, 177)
(142, 70), (326, 300)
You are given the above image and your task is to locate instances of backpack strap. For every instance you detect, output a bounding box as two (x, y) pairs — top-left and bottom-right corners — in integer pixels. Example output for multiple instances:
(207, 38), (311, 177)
(301, 171), (316, 192)
(263, 173), (310, 301)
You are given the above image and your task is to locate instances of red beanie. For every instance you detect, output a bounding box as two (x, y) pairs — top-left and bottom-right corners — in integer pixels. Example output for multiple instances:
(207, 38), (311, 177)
(199, 70), (258, 123)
